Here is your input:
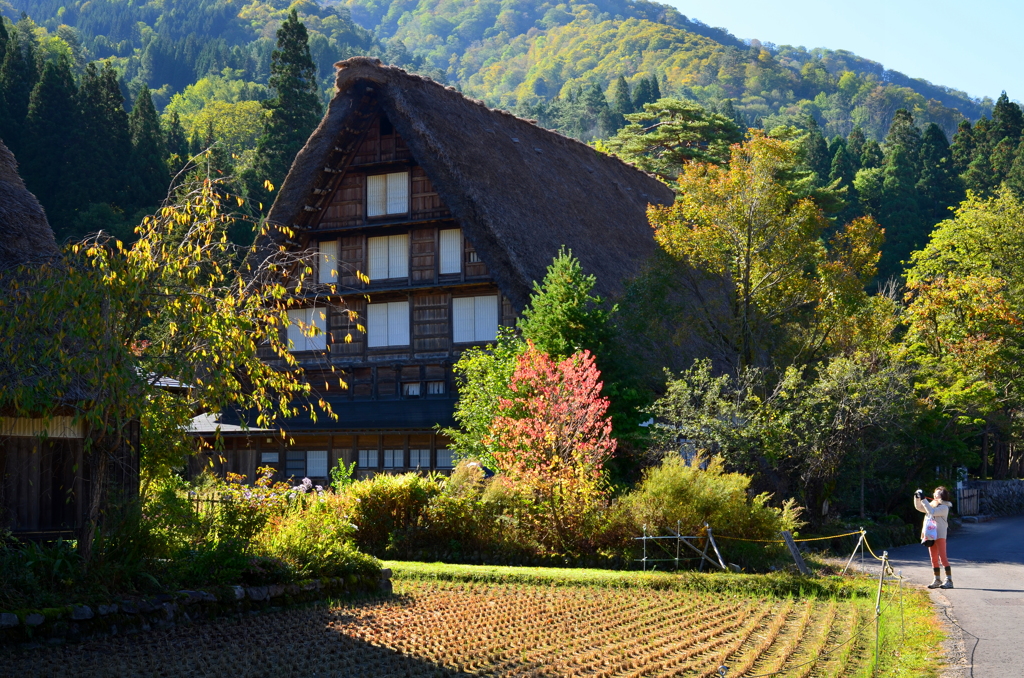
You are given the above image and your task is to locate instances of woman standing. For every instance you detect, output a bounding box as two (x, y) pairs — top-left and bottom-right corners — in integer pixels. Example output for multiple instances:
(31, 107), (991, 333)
(915, 486), (954, 589)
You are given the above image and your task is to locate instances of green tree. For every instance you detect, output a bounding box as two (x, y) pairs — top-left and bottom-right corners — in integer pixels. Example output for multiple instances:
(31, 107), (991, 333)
(600, 98), (742, 179)
(631, 76), (657, 112)
(128, 85), (170, 211)
(950, 119), (975, 174)
(916, 123), (964, 225)
(0, 31), (39, 159)
(608, 75), (632, 115)
(518, 247), (614, 360)
(990, 91), (1023, 146)
(860, 138), (883, 169)
(1005, 140), (1024, 198)
(846, 126), (866, 170)
(250, 9), (322, 204)
(22, 56), (78, 233)
(164, 110), (190, 177)
(803, 118), (831, 185)
(877, 144), (924, 281)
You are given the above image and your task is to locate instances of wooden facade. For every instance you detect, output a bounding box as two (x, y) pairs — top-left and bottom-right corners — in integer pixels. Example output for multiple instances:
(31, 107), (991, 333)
(0, 418), (140, 538)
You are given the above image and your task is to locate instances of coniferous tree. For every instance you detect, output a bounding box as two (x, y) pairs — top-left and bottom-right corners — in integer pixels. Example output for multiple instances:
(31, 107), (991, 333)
(71, 61), (132, 225)
(0, 31), (39, 158)
(990, 136), (1018, 185)
(0, 18), (8, 62)
(164, 110), (189, 177)
(249, 9), (322, 204)
(649, 75), (661, 102)
(1005, 140), (1024, 198)
(609, 75), (632, 115)
(950, 120), (975, 174)
(883, 109), (922, 174)
(916, 123), (963, 224)
(990, 92), (1023, 146)
(845, 127), (866, 172)
(22, 56), (78, 234)
(829, 140), (856, 186)
(963, 117), (994, 194)
(877, 144), (923, 280)
(128, 85), (170, 211)
(860, 139), (882, 169)
(804, 118), (831, 185)
(631, 77), (656, 112)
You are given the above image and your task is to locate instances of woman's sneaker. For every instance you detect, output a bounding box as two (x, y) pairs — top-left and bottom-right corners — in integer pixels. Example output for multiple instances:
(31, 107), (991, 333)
(928, 577), (942, 588)
(940, 578), (954, 589)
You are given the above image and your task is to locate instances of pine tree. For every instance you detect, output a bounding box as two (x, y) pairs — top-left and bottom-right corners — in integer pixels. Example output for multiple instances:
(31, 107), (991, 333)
(804, 118), (831, 185)
(609, 75), (632, 115)
(250, 9), (322, 203)
(1005, 140), (1024, 198)
(877, 144), (924, 280)
(71, 62), (132, 227)
(990, 136), (1018, 186)
(860, 139), (882, 169)
(21, 56), (78, 235)
(631, 77), (656, 112)
(829, 141), (856, 186)
(990, 92), (1023, 146)
(164, 110), (189, 177)
(950, 120), (975, 174)
(883, 109), (922, 176)
(916, 123), (963, 224)
(846, 126), (866, 171)
(649, 75), (661, 102)
(0, 31), (39, 158)
(128, 85), (170, 210)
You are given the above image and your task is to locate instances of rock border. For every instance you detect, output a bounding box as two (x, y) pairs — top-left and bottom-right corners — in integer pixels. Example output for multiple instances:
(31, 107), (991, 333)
(0, 569), (392, 648)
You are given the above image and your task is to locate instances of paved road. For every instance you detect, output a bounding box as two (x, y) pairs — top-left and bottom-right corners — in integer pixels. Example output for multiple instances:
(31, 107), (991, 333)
(882, 515), (1024, 678)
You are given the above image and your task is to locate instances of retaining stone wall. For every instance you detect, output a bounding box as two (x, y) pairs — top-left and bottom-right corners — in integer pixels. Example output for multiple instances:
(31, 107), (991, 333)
(964, 479), (1024, 516)
(0, 569), (391, 648)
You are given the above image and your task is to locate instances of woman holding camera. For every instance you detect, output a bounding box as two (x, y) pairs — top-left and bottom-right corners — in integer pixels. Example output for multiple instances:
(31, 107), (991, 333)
(915, 486), (954, 589)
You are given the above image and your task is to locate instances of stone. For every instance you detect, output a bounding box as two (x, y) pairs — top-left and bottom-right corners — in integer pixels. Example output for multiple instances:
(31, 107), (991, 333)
(380, 568), (392, 580)
(247, 586), (269, 602)
(120, 602), (139, 615)
(24, 613), (45, 626)
(98, 604), (118, 616)
(268, 585), (284, 598)
(232, 586), (245, 600)
(1, 613), (19, 628)
(163, 603), (177, 620)
(71, 605), (94, 620)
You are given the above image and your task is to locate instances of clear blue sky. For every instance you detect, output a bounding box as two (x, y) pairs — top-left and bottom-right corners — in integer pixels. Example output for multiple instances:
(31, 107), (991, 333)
(667, 0), (1022, 103)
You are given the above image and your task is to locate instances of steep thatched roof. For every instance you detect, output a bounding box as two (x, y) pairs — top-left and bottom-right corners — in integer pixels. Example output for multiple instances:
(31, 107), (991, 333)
(0, 139), (58, 272)
(265, 57), (675, 308)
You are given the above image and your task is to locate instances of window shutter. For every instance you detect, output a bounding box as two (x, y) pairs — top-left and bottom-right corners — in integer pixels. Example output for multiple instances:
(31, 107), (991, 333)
(367, 174), (387, 217)
(386, 171), (409, 214)
(387, 300), (410, 346)
(452, 297), (475, 343)
(306, 450), (328, 477)
(388, 233), (409, 278)
(474, 296), (499, 342)
(439, 229), (461, 274)
(368, 236), (389, 280)
(367, 303), (389, 347)
(307, 307), (327, 351)
(318, 240), (338, 283)
(287, 309), (307, 351)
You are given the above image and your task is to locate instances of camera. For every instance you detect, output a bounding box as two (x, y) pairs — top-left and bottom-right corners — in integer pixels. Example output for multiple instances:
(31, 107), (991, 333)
(915, 489), (924, 499)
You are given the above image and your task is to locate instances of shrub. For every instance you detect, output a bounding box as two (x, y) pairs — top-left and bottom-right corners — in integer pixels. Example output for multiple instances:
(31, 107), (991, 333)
(259, 496), (379, 578)
(342, 472), (443, 555)
(607, 454), (804, 568)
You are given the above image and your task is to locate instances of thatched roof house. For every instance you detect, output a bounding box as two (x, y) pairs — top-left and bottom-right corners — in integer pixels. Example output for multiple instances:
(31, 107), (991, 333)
(265, 57), (674, 310)
(0, 139), (58, 271)
(198, 58), (675, 484)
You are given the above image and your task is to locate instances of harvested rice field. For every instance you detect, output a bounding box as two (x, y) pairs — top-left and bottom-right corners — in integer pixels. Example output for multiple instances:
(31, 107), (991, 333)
(1, 577), (939, 678)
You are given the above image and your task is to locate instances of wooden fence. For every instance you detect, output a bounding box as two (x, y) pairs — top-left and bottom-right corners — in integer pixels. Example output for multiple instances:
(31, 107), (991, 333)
(957, 488), (980, 516)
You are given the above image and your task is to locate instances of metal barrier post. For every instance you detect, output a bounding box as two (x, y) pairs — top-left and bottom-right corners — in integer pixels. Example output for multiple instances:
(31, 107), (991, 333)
(675, 520), (681, 571)
(841, 529), (866, 575)
(874, 551), (887, 670)
(642, 524), (648, 572)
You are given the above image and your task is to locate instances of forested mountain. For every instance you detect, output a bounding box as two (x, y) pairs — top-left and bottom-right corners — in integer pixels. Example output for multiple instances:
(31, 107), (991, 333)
(1, 0), (1014, 263)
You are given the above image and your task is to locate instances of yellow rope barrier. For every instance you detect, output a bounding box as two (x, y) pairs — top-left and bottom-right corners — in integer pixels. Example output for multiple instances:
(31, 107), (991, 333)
(713, 529), (863, 544)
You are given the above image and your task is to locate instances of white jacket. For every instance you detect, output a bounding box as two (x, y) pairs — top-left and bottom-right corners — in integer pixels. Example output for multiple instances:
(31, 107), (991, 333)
(915, 496), (952, 540)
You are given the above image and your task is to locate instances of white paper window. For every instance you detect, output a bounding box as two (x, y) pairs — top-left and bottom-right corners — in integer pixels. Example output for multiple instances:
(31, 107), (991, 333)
(306, 450), (328, 477)
(367, 234), (409, 280)
(261, 451), (279, 464)
(367, 301), (409, 347)
(402, 382), (421, 397)
(427, 381), (445, 395)
(286, 451), (305, 478)
(452, 295), (498, 343)
(436, 449), (453, 469)
(359, 449), (379, 468)
(439, 229), (462, 274)
(287, 307), (327, 351)
(383, 449), (403, 469)
(367, 172), (409, 217)
(318, 240), (338, 283)
(410, 449), (430, 468)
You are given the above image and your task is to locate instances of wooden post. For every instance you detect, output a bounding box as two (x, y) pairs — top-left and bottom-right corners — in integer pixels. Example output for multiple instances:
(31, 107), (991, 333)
(781, 530), (810, 575)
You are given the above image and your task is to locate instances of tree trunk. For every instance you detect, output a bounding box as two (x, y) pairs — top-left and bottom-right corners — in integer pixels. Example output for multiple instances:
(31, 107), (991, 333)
(981, 428), (988, 480)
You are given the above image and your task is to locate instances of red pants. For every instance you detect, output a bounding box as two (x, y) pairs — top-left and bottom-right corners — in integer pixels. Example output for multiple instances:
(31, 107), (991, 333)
(928, 538), (949, 568)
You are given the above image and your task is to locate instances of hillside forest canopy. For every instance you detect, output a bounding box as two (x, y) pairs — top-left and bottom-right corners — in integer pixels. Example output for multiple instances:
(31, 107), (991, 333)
(3, 0), (1024, 550)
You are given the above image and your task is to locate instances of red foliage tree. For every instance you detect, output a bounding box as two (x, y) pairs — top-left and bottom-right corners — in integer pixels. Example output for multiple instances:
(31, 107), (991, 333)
(488, 343), (617, 554)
